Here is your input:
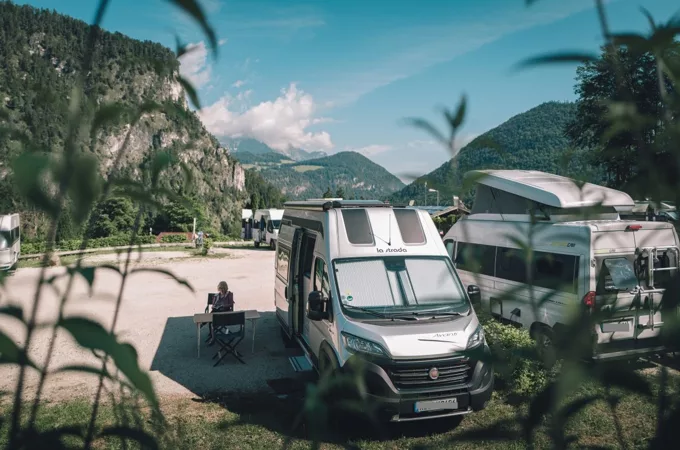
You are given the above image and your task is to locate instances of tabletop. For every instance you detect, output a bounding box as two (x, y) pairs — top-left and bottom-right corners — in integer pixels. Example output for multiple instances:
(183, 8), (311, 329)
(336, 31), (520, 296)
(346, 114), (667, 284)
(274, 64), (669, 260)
(193, 310), (260, 324)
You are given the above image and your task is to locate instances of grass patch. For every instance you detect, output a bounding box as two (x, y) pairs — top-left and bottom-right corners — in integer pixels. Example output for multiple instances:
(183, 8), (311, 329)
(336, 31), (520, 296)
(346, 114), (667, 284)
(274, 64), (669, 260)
(292, 165), (322, 173)
(2, 367), (675, 449)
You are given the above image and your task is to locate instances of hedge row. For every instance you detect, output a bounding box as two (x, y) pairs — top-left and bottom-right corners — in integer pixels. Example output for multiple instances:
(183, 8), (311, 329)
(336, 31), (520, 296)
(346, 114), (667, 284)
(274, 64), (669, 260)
(159, 234), (189, 243)
(21, 235), (157, 256)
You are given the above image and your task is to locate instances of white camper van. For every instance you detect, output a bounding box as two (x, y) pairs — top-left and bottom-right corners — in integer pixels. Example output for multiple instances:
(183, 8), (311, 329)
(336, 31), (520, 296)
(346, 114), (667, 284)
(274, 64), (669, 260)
(444, 170), (680, 363)
(0, 213), (21, 271)
(253, 208), (284, 249)
(275, 199), (494, 423)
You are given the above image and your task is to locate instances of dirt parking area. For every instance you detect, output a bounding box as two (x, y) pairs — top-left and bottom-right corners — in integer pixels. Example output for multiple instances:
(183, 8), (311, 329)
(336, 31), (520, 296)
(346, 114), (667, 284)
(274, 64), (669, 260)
(0, 248), (309, 403)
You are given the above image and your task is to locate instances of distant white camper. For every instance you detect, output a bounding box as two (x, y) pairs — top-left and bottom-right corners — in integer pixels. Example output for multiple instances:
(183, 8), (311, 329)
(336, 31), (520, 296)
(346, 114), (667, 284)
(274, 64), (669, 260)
(0, 213), (21, 271)
(253, 208), (284, 249)
(444, 170), (680, 364)
(241, 209), (253, 240)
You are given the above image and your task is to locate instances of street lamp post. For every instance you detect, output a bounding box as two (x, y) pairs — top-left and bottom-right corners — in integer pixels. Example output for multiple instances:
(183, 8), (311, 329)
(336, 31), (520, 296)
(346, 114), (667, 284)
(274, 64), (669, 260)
(428, 188), (439, 206)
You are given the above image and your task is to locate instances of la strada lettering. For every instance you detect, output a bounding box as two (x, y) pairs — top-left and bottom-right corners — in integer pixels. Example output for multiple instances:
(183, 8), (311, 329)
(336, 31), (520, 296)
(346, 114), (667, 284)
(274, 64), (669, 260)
(376, 247), (407, 253)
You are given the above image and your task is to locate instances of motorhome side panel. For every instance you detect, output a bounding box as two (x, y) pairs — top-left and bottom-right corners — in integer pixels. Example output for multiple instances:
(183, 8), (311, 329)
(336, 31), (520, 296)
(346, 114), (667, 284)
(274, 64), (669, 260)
(274, 223), (295, 334)
(446, 219), (590, 330)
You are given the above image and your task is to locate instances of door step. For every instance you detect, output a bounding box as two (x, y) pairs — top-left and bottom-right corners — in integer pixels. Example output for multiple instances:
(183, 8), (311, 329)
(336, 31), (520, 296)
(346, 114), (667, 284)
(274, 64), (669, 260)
(289, 356), (313, 372)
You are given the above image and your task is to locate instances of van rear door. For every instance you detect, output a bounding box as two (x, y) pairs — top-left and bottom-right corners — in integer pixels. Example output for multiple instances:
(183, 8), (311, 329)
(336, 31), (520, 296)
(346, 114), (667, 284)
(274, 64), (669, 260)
(592, 224), (679, 357)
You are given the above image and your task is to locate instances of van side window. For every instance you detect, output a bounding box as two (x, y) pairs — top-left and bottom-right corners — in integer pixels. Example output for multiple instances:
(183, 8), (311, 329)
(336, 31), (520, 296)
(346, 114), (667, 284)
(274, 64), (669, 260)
(533, 251), (579, 294)
(276, 247), (290, 282)
(455, 242), (495, 276)
(313, 258), (332, 318)
(496, 247), (527, 283)
(444, 240), (455, 259)
(301, 234), (316, 278)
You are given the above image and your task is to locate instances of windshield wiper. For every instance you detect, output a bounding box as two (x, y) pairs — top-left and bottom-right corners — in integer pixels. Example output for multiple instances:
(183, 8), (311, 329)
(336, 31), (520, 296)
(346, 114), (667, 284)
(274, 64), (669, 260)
(395, 310), (468, 319)
(343, 304), (416, 321)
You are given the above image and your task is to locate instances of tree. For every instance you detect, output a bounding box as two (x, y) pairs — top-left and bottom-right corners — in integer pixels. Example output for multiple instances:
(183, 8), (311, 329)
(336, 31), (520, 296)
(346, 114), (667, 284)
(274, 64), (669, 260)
(322, 187), (333, 198)
(335, 186), (345, 199)
(88, 197), (136, 238)
(567, 46), (672, 190)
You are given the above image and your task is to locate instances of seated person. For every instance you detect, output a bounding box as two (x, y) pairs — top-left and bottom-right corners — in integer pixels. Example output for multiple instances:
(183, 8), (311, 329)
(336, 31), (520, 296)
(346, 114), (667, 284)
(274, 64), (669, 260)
(208, 281), (235, 345)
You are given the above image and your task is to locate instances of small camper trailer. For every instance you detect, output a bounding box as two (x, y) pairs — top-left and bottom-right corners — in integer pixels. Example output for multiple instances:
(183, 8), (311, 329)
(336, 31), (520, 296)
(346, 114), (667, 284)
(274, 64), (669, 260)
(444, 170), (679, 364)
(275, 199), (494, 423)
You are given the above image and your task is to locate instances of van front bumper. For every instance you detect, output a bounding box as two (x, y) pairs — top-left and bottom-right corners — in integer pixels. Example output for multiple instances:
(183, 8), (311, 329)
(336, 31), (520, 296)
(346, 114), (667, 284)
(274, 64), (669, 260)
(343, 347), (494, 422)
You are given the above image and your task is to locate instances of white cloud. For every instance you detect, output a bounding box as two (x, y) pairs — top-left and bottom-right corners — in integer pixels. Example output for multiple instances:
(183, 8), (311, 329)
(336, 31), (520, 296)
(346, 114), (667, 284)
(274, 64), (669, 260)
(232, 79), (247, 88)
(178, 41), (211, 88)
(322, 0), (616, 105)
(197, 83), (334, 152)
(218, 38), (228, 46)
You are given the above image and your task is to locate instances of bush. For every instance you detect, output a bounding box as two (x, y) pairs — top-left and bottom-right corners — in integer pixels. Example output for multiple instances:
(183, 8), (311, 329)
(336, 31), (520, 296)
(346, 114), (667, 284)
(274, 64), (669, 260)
(479, 314), (556, 397)
(21, 234), (157, 255)
(201, 237), (212, 256)
(160, 234), (188, 244)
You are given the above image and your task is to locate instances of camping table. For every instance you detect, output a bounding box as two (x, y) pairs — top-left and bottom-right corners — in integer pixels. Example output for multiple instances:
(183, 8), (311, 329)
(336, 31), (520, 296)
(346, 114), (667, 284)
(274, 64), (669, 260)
(193, 310), (261, 358)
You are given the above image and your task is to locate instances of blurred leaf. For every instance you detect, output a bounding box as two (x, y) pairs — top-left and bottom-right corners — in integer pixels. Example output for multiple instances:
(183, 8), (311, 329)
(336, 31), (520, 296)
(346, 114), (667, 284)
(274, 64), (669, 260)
(11, 151), (59, 218)
(68, 153), (103, 224)
(58, 317), (157, 406)
(175, 34), (188, 58)
(179, 161), (194, 187)
(53, 364), (114, 380)
(98, 426), (159, 450)
(611, 33), (652, 55)
(165, 0), (218, 57)
(403, 118), (448, 147)
(0, 305), (24, 322)
(150, 150), (174, 187)
(128, 268), (194, 292)
(524, 382), (556, 440)
(445, 94), (467, 130)
(177, 75), (201, 110)
(513, 52), (598, 71)
(0, 331), (36, 368)
(90, 103), (131, 139)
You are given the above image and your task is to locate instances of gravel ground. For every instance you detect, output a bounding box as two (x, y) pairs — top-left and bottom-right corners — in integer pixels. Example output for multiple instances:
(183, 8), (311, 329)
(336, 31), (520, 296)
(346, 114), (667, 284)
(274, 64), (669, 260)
(0, 248), (304, 403)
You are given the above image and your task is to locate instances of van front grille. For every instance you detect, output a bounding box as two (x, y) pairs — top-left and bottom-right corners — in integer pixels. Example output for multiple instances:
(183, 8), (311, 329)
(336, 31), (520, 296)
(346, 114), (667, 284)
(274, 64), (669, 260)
(386, 358), (472, 390)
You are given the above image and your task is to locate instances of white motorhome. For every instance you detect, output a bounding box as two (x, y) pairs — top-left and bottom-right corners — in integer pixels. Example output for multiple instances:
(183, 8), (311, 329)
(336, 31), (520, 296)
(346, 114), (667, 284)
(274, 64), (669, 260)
(444, 170), (680, 363)
(253, 208), (284, 249)
(0, 213), (21, 271)
(275, 199), (494, 423)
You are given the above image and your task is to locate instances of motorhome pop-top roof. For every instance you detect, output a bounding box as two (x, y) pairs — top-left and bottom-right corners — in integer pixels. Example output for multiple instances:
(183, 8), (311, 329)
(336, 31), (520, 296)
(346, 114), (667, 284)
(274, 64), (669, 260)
(465, 170), (635, 222)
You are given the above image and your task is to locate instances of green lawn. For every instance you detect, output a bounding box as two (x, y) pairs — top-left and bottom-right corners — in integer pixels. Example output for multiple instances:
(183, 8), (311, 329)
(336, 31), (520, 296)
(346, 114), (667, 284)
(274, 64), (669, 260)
(2, 367), (676, 449)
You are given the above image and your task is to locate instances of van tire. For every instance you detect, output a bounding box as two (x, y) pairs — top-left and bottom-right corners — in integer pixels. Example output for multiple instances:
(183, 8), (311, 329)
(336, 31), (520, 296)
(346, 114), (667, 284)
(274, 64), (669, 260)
(270, 239), (276, 250)
(533, 326), (557, 369)
(254, 241), (260, 248)
(318, 344), (339, 379)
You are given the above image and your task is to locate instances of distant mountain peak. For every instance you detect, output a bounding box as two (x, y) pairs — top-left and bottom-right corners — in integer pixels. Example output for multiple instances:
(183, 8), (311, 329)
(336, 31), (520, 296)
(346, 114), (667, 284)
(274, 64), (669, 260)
(222, 137), (328, 161)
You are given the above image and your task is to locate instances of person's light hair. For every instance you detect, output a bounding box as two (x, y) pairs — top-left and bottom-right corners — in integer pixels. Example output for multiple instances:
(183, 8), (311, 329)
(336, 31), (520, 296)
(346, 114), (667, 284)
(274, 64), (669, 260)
(218, 281), (228, 291)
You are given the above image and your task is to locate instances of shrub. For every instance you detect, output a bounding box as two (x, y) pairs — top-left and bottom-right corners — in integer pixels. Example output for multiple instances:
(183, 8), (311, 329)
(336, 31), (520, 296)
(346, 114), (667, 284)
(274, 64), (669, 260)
(479, 313), (556, 397)
(201, 237), (212, 256)
(21, 235), (157, 255)
(160, 234), (188, 244)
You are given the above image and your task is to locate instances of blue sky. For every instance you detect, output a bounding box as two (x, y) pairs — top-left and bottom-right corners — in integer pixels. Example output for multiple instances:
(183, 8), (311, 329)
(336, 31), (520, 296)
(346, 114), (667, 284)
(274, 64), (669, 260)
(16, 0), (678, 181)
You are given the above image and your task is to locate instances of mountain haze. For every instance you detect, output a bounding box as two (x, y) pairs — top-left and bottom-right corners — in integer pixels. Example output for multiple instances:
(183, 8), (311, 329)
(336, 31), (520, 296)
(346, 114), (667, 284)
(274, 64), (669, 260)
(232, 148), (405, 200)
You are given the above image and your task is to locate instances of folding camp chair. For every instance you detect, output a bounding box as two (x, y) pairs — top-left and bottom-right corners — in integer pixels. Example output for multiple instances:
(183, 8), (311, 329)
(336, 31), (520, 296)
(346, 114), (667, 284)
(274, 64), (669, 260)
(201, 293), (216, 341)
(212, 311), (246, 366)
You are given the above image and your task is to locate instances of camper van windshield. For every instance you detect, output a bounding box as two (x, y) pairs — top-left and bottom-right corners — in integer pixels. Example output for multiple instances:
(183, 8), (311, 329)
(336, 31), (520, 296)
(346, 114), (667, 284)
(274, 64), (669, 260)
(333, 256), (469, 319)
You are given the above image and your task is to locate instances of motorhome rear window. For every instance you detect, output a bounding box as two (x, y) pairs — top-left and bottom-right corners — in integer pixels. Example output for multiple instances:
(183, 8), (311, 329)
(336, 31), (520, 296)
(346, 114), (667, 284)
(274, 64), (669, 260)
(341, 209), (374, 245)
(393, 209), (426, 244)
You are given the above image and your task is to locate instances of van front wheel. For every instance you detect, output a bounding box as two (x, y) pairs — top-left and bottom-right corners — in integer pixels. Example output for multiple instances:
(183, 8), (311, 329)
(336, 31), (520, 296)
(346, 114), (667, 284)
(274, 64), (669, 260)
(534, 327), (557, 369)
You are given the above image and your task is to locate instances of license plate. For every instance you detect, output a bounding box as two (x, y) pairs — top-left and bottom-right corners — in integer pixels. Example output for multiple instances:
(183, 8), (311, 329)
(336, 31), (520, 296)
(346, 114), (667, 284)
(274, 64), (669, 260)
(414, 397), (458, 413)
(601, 321), (630, 333)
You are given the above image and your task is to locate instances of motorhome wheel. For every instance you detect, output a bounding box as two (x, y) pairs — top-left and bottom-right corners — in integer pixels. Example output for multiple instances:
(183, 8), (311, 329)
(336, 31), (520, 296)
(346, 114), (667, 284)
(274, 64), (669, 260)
(254, 241), (260, 248)
(318, 347), (339, 379)
(270, 239), (276, 250)
(534, 327), (557, 369)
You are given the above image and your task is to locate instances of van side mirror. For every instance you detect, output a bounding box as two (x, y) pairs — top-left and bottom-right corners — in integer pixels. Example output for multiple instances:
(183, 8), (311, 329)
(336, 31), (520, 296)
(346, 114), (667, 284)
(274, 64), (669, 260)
(467, 285), (481, 304)
(308, 291), (329, 321)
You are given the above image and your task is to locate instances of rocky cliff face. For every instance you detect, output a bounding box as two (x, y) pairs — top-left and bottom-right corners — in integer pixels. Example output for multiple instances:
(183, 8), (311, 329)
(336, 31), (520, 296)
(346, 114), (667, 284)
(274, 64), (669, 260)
(0, 3), (247, 235)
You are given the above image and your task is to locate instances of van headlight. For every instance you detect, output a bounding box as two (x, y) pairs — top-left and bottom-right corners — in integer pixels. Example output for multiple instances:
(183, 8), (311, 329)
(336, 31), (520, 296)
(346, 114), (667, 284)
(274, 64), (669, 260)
(341, 332), (387, 357)
(466, 324), (485, 349)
